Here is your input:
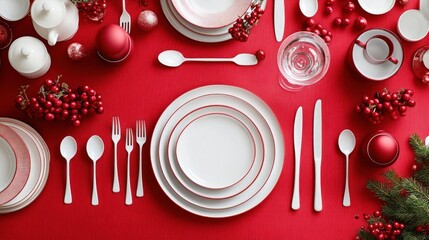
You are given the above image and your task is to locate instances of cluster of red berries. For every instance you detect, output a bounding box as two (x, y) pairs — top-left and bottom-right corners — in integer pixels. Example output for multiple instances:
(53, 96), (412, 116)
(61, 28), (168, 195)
(416, 224), (429, 233)
(356, 211), (405, 240)
(228, 1), (265, 42)
(73, 0), (107, 22)
(303, 19), (333, 43)
(15, 77), (104, 127)
(355, 88), (416, 125)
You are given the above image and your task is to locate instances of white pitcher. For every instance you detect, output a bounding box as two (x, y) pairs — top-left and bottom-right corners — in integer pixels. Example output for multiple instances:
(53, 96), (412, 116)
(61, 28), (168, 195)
(31, 0), (79, 46)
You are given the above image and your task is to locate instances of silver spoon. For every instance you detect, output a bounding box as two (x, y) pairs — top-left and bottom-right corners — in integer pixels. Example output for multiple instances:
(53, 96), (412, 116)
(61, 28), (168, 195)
(60, 136), (77, 204)
(299, 0), (318, 17)
(158, 50), (258, 67)
(86, 135), (104, 206)
(338, 129), (356, 207)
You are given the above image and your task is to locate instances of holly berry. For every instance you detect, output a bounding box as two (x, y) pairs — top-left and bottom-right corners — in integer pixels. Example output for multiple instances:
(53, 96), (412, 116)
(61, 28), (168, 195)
(73, 0), (107, 22)
(343, 1), (356, 13)
(228, 1), (264, 42)
(324, 6), (334, 15)
(398, 0), (409, 6)
(15, 76), (104, 126)
(354, 16), (367, 31)
(326, 0), (335, 5)
(255, 50), (265, 61)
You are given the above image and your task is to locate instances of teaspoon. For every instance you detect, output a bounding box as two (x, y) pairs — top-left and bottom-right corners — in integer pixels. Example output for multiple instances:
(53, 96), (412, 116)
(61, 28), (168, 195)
(338, 129), (356, 207)
(86, 135), (104, 206)
(60, 136), (77, 204)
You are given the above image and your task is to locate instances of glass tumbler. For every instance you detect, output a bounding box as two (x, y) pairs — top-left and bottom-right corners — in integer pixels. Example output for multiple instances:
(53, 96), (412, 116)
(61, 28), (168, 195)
(277, 31), (330, 91)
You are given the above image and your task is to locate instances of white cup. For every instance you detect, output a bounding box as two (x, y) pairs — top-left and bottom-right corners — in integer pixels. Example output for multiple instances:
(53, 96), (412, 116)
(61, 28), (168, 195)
(355, 35), (398, 65)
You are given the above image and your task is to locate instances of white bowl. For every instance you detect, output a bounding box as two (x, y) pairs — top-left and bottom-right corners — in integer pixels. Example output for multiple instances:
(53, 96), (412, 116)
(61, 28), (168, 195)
(0, 0), (30, 21)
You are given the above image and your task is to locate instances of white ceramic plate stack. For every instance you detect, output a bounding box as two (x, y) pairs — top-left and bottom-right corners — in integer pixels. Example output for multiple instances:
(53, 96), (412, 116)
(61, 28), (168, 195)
(160, 0), (267, 43)
(151, 85), (284, 217)
(0, 117), (50, 214)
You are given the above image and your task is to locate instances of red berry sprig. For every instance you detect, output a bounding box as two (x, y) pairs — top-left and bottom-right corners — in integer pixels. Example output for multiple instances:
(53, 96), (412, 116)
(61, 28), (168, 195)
(303, 19), (333, 43)
(356, 211), (405, 240)
(15, 76), (104, 127)
(72, 0), (107, 22)
(228, 0), (265, 42)
(355, 88), (416, 124)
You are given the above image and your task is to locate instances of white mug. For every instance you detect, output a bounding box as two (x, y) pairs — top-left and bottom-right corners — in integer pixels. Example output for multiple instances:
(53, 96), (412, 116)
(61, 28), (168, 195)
(355, 35), (398, 65)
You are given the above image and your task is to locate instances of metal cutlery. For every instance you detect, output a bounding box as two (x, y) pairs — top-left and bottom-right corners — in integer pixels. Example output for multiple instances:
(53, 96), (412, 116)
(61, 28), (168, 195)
(112, 116), (121, 193)
(274, 0), (285, 42)
(291, 107), (302, 210)
(136, 120), (146, 197)
(125, 128), (134, 205)
(119, 0), (131, 34)
(313, 99), (322, 212)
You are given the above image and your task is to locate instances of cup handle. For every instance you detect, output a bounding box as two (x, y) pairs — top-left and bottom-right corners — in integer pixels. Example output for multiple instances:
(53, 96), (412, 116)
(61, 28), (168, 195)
(387, 56), (398, 65)
(355, 40), (366, 48)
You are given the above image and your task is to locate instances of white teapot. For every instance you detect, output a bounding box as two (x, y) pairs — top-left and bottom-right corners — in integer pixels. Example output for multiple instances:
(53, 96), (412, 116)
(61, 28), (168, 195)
(31, 0), (79, 46)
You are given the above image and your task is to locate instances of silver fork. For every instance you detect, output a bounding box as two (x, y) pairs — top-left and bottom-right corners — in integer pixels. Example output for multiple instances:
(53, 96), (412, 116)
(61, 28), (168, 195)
(120, 0), (131, 34)
(125, 128), (134, 205)
(111, 116), (121, 193)
(136, 120), (146, 197)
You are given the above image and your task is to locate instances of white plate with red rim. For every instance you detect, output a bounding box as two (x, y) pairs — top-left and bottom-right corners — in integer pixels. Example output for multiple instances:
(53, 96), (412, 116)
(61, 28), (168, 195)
(0, 118), (49, 213)
(171, 0), (251, 29)
(151, 85), (284, 217)
(0, 123), (31, 206)
(176, 113), (256, 189)
(167, 105), (265, 199)
(350, 28), (403, 81)
(357, 0), (395, 15)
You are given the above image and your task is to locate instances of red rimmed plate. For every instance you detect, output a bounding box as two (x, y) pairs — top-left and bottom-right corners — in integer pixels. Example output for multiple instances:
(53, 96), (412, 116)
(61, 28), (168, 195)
(0, 123), (30, 205)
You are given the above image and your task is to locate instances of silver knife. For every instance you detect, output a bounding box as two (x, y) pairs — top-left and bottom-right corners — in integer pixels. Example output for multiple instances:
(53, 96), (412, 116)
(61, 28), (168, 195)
(313, 99), (322, 212)
(274, 0), (285, 42)
(291, 106), (302, 210)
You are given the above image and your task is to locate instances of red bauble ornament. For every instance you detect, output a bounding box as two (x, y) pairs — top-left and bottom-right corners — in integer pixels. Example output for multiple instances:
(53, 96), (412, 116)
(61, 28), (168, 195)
(96, 24), (131, 61)
(138, 10), (158, 32)
(362, 131), (400, 167)
(354, 16), (367, 31)
(67, 43), (86, 61)
(398, 0), (409, 6)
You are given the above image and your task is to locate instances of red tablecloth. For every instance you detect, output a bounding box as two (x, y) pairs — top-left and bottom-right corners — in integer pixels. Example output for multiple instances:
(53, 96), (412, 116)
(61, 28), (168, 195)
(1, 0), (429, 239)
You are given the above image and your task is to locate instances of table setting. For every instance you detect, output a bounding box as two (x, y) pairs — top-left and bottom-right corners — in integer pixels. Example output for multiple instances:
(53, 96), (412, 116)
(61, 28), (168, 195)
(1, 0), (429, 239)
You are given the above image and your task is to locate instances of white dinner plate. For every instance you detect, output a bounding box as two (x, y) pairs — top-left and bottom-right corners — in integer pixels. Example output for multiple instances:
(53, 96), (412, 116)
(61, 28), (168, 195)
(357, 0), (395, 15)
(0, 118), (50, 213)
(168, 105), (264, 199)
(351, 29), (403, 81)
(171, 0), (251, 28)
(0, 123), (30, 206)
(176, 113), (256, 189)
(151, 85), (284, 217)
(161, 0), (267, 42)
(0, 0), (30, 21)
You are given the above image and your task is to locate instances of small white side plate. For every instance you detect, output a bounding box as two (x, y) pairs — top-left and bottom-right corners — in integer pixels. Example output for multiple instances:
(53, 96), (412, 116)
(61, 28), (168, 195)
(397, 10), (429, 42)
(357, 0), (395, 15)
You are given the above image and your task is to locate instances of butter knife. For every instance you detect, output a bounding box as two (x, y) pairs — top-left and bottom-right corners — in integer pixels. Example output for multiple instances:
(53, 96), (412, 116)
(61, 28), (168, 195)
(291, 106), (302, 210)
(274, 0), (285, 42)
(313, 99), (322, 212)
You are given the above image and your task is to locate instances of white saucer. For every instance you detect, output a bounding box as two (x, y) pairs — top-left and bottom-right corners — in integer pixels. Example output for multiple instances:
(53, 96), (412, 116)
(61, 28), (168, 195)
(351, 29), (403, 81)
(168, 105), (264, 199)
(171, 0), (251, 28)
(0, 0), (30, 21)
(397, 9), (429, 42)
(357, 0), (395, 15)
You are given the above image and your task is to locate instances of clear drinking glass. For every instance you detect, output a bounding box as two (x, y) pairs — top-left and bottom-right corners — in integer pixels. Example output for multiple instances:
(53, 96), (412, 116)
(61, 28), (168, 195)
(277, 31), (330, 91)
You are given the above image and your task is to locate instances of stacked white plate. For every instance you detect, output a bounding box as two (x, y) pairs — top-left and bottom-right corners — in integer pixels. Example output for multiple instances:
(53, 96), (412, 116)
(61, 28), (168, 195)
(160, 0), (267, 43)
(151, 85), (284, 217)
(0, 117), (50, 214)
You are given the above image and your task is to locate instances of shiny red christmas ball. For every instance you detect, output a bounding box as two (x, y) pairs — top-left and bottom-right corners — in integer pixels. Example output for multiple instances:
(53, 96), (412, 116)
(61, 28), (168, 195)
(362, 131), (399, 167)
(354, 16), (367, 31)
(67, 43), (86, 61)
(96, 24), (131, 61)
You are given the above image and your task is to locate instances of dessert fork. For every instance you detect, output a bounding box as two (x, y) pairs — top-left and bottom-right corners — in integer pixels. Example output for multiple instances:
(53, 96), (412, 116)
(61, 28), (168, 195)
(120, 0), (131, 34)
(125, 128), (134, 205)
(111, 116), (121, 193)
(136, 120), (146, 197)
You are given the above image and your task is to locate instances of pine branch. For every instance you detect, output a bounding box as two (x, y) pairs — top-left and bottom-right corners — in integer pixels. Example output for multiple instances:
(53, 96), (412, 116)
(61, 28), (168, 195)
(409, 134), (429, 163)
(414, 166), (429, 186)
(367, 180), (392, 202)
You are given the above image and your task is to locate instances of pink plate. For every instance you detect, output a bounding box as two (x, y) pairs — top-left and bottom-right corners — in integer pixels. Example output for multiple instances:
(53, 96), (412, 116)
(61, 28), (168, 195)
(0, 123), (30, 205)
(171, 0), (252, 29)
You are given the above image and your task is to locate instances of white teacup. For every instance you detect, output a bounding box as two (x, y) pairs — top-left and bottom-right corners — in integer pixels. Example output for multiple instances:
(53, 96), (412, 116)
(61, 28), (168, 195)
(355, 35), (398, 65)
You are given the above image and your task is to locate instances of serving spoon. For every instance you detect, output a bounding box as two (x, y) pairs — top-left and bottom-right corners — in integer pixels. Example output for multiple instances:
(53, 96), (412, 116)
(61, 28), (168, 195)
(86, 135), (104, 206)
(158, 50), (258, 67)
(60, 136), (77, 204)
(299, 0), (318, 17)
(338, 129), (356, 207)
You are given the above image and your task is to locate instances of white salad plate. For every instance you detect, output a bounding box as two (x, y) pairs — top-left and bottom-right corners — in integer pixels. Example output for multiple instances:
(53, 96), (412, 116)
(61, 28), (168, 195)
(351, 29), (403, 81)
(0, 118), (50, 213)
(171, 0), (251, 29)
(0, 0), (30, 21)
(176, 113), (256, 189)
(167, 105), (265, 199)
(357, 0), (395, 15)
(151, 85), (284, 217)
(397, 9), (429, 42)
(0, 123), (30, 205)
(161, 0), (267, 42)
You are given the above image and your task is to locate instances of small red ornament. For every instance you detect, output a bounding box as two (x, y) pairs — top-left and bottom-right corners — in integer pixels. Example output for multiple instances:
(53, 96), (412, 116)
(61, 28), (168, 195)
(362, 131), (400, 167)
(325, 6), (333, 14)
(333, 17), (342, 26)
(398, 0), (409, 6)
(138, 10), (159, 32)
(342, 18), (351, 27)
(255, 50), (265, 61)
(67, 43), (86, 61)
(343, 1), (356, 13)
(326, 0), (335, 5)
(422, 73), (429, 84)
(412, 164), (418, 172)
(354, 16), (367, 31)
